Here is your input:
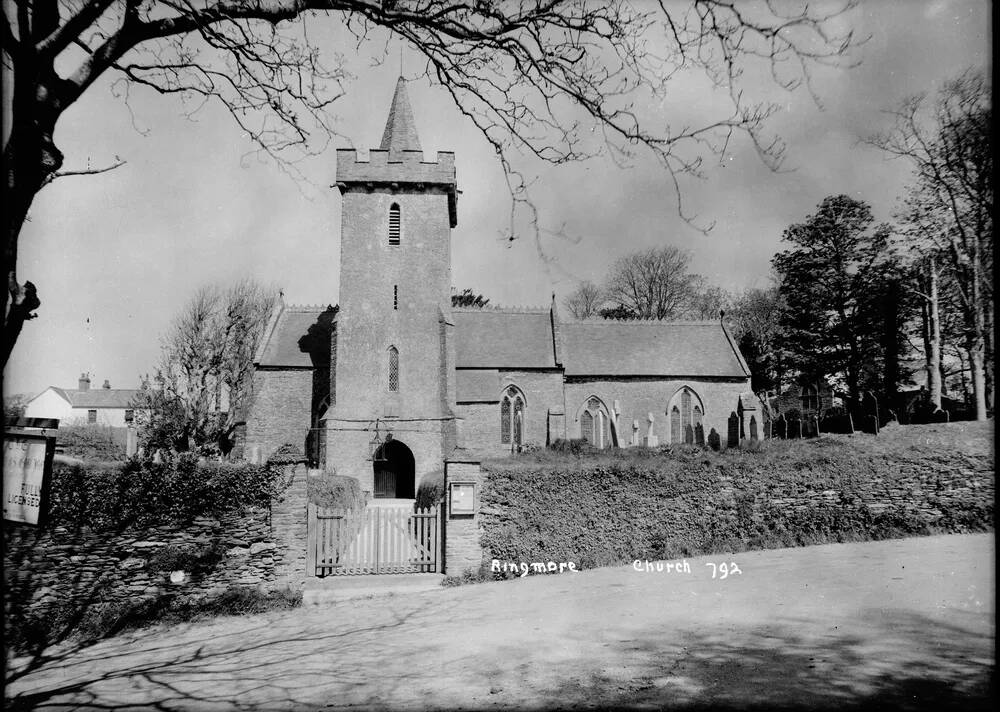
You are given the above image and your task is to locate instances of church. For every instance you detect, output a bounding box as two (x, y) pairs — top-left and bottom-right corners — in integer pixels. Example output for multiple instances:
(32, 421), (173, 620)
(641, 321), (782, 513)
(245, 78), (757, 500)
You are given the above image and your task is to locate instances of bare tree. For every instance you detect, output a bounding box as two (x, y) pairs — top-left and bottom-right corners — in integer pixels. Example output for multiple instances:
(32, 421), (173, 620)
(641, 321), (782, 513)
(604, 246), (701, 320)
(134, 278), (278, 455)
(563, 280), (604, 320)
(870, 70), (992, 419)
(2, 0), (861, 366)
(687, 280), (731, 320)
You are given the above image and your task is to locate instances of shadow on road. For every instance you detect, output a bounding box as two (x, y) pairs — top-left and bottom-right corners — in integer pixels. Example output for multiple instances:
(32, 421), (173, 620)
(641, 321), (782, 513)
(517, 608), (994, 711)
(5, 594), (993, 711)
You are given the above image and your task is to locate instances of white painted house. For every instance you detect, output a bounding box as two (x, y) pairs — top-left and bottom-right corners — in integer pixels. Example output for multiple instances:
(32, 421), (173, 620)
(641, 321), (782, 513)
(24, 374), (145, 427)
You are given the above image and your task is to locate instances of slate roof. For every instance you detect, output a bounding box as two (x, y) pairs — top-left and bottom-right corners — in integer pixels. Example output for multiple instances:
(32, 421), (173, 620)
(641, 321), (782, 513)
(255, 305), (748, 380)
(455, 369), (500, 403)
(453, 309), (557, 369)
(256, 305), (337, 368)
(51, 387), (142, 409)
(560, 321), (749, 378)
(380, 77), (422, 158)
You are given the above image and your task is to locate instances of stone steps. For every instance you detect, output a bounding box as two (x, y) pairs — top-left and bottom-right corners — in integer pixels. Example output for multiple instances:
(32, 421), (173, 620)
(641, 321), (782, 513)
(302, 573), (445, 606)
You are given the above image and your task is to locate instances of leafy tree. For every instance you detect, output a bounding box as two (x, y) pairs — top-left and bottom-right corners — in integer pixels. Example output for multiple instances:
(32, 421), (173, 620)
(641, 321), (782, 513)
(133, 279), (278, 455)
(598, 304), (637, 321)
(2, 1), (860, 365)
(726, 286), (785, 394)
(3, 392), (30, 420)
(564, 280), (604, 320)
(870, 69), (992, 419)
(772, 195), (910, 412)
(451, 288), (490, 309)
(603, 246), (701, 320)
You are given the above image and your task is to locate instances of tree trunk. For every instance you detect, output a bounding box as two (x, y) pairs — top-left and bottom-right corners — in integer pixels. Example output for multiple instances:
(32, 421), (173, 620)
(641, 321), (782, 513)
(925, 256), (942, 411)
(968, 339), (987, 421)
(984, 299), (994, 413)
(881, 278), (901, 415)
(4, 116), (63, 368)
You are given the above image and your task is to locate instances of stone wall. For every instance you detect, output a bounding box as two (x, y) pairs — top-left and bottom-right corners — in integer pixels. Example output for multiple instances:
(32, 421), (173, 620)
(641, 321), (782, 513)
(456, 366), (564, 457)
(270, 463), (311, 587)
(245, 369), (314, 462)
(443, 461), (486, 574)
(4, 510), (280, 618)
(564, 377), (749, 447)
(4, 462), (313, 620)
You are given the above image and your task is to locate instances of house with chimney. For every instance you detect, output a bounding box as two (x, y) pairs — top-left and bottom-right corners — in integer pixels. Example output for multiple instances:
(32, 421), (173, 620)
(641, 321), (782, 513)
(23, 373), (148, 427)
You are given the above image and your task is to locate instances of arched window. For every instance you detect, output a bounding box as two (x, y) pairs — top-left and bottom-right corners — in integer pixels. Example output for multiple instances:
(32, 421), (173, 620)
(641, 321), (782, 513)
(388, 203), (401, 245)
(387, 346), (399, 392)
(800, 384), (819, 412)
(500, 386), (526, 448)
(580, 397), (611, 449)
(667, 387), (705, 445)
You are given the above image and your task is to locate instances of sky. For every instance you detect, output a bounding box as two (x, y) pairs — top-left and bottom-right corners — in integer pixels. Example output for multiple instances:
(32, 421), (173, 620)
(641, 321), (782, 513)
(3, 0), (991, 399)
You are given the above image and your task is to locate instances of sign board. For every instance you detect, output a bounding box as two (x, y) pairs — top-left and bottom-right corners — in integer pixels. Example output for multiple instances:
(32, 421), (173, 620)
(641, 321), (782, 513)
(449, 482), (476, 516)
(3, 430), (55, 525)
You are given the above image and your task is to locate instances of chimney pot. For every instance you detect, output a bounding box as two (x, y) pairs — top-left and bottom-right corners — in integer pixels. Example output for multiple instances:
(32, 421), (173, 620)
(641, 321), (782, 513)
(102, 379), (111, 389)
(78, 373), (91, 391)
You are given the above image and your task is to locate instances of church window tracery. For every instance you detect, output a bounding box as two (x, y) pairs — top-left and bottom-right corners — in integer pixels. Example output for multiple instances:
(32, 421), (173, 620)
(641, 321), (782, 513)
(580, 396), (611, 449)
(500, 386), (525, 448)
(668, 387), (705, 445)
(387, 346), (399, 392)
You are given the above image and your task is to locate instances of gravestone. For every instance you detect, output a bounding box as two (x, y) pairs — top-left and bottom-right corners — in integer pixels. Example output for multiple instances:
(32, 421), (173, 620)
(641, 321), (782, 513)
(642, 412), (658, 447)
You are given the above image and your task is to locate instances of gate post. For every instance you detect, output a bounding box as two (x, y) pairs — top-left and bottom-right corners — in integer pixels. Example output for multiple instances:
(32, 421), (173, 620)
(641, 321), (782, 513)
(305, 502), (317, 577)
(436, 502), (443, 573)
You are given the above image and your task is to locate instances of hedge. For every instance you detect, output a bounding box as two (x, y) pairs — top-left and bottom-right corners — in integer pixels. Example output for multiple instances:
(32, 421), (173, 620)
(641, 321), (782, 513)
(46, 455), (288, 531)
(478, 434), (994, 572)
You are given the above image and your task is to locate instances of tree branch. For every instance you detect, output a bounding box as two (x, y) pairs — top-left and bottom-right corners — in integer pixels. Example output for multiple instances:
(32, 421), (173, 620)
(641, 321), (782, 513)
(40, 156), (127, 187)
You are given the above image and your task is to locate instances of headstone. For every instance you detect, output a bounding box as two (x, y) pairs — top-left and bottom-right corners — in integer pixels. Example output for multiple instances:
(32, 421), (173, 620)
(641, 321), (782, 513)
(631, 419), (640, 446)
(643, 412), (658, 447)
(727, 412), (740, 448)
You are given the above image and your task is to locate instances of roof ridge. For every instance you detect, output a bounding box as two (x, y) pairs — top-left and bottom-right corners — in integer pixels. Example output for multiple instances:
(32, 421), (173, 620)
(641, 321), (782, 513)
(285, 303), (336, 311)
(453, 304), (548, 313)
(566, 318), (723, 326)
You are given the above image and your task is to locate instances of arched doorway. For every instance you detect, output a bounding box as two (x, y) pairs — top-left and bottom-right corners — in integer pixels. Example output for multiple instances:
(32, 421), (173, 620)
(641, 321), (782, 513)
(372, 436), (415, 499)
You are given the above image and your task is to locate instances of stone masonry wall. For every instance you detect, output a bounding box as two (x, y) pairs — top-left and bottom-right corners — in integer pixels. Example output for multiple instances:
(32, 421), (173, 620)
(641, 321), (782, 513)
(4, 463), (311, 620)
(443, 461), (486, 574)
(270, 462), (311, 587)
(245, 369), (313, 462)
(564, 378), (748, 447)
(4, 510), (279, 618)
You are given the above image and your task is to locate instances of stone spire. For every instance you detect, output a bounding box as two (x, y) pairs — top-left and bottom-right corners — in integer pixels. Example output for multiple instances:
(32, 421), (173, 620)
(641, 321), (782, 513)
(379, 76), (422, 158)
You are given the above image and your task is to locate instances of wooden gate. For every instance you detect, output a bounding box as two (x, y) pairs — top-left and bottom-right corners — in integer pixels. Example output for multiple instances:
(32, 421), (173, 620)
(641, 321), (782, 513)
(307, 504), (440, 576)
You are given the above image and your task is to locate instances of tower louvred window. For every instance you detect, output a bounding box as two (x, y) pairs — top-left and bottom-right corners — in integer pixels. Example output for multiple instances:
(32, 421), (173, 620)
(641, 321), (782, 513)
(389, 204), (401, 245)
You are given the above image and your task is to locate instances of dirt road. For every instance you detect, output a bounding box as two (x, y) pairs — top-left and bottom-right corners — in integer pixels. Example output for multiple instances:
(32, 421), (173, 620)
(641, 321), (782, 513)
(6, 533), (994, 710)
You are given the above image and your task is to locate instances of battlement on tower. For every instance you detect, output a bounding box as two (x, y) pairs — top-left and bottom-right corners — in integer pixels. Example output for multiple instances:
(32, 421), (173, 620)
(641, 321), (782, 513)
(335, 148), (456, 186)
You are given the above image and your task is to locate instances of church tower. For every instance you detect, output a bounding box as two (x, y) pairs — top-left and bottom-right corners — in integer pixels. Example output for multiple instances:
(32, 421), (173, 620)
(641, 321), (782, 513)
(326, 78), (459, 499)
